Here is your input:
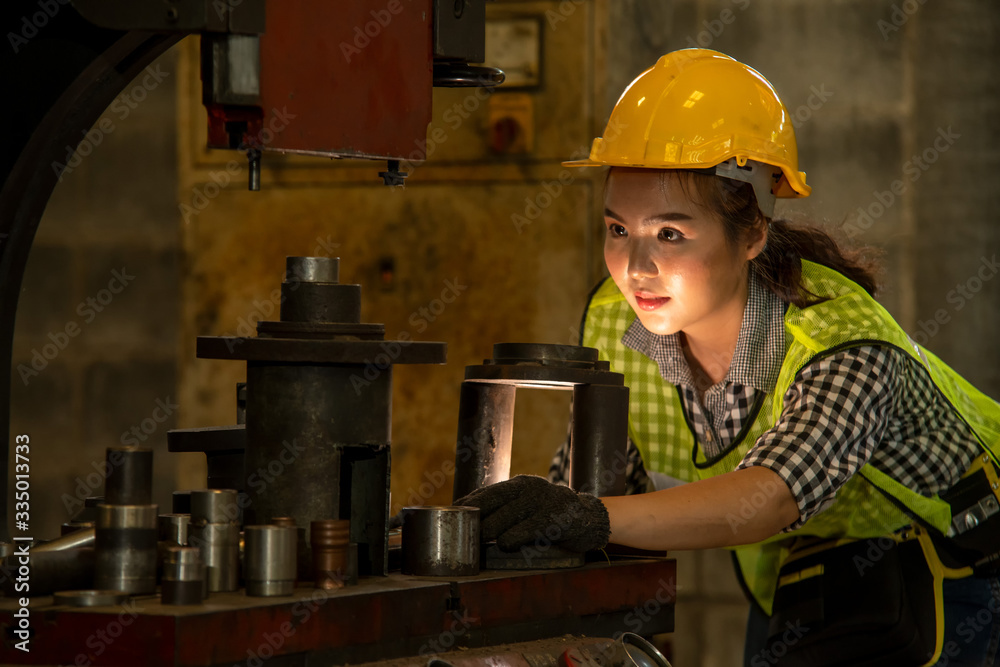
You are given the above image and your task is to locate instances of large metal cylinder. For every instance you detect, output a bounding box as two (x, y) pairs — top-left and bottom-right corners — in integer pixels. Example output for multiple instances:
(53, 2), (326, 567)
(451, 382), (515, 502)
(570, 383), (630, 497)
(94, 504), (157, 594)
(401, 506), (479, 577)
(244, 525), (297, 597)
(104, 447), (153, 506)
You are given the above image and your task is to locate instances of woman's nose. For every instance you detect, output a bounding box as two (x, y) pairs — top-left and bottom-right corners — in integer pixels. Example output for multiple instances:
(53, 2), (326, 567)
(627, 242), (659, 279)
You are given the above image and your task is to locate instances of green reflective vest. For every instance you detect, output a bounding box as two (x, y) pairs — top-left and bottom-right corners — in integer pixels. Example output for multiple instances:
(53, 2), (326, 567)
(583, 260), (1000, 613)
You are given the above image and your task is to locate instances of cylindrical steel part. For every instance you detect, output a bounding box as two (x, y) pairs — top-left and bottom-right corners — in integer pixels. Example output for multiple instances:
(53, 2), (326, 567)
(286, 256), (339, 284)
(400, 506), (479, 577)
(452, 382), (516, 501)
(570, 383), (630, 497)
(311, 520), (350, 589)
(35, 527), (95, 553)
(244, 525), (297, 596)
(279, 282), (362, 323)
(162, 546), (205, 605)
(95, 504), (157, 594)
(190, 489), (239, 524)
(187, 521), (239, 593)
(104, 447), (153, 505)
(158, 514), (190, 545)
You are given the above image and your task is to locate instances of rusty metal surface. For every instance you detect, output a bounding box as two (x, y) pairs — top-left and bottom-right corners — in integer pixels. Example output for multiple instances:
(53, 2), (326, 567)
(0, 559), (675, 666)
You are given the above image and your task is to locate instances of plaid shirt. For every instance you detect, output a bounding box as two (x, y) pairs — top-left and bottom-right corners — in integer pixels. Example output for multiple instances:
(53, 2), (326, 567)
(549, 270), (980, 530)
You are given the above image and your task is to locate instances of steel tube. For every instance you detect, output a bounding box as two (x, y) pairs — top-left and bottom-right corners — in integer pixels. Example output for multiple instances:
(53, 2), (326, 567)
(189, 489), (240, 592)
(311, 520), (350, 589)
(162, 546), (205, 605)
(245, 525), (296, 596)
(452, 382), (516, 501)
(158, 514), (190, 546)
(33, 527), (95, 553)
(570, 384), (630, 497)
(400, 506), (479, 577)
(94, 504), (157, 594)
(104, 447), (153, 505)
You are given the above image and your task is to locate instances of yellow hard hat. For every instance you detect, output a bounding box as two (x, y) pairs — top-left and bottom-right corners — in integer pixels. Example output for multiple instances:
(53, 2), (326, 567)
(565, 49), (811, 209)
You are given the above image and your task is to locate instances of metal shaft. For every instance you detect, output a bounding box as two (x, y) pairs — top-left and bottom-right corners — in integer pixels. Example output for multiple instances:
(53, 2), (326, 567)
(95, 504), (158, 594)
(104, 447), (153, 505)
(452, 382), (516, 501)
(311, 520), (350, 589)
(245, 525), (296, 596)
(33, 527), (95, 553)
(570, 384), (630, 497)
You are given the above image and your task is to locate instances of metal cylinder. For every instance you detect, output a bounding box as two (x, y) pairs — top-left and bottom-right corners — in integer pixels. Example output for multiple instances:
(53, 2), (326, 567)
(570, 383), (630, 497)
(158, 514), (190, 546)
(244, 525), (297, 596)
(191, 489), (239, 524)
(452, 382), (516, 501)
(104, 447), (153, 505)
(311, 520), (350, 589)
(286, 256), (338, 283)
(34, 527), (95, 553)
(400, 506), (479, 577)
(95, 504), (158, 594)
(189, 489), (240, 593)
(162, 546), (205, 605)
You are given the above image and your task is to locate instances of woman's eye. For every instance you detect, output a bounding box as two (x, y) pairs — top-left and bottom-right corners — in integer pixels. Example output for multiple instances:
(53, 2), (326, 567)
(659, 228), (682, 242)
(608, 223), (627, 237)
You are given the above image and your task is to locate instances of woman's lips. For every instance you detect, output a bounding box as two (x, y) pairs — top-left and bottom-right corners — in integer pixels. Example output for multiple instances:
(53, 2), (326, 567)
(634, 293), (670, 311)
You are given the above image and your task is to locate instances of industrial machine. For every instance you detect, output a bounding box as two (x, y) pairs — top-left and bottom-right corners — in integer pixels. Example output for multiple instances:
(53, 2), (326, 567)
(0, 1), (675, 664)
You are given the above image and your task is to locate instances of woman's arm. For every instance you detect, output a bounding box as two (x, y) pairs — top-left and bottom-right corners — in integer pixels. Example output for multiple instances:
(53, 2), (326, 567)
(602, 466), (799, 550)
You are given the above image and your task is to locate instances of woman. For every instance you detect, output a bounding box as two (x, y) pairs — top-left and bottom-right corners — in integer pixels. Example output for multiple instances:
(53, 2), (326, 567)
(457, 49), (1000, 666)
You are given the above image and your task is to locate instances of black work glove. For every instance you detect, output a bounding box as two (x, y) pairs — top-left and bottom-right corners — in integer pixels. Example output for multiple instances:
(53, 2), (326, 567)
(455, 475), (610, 553)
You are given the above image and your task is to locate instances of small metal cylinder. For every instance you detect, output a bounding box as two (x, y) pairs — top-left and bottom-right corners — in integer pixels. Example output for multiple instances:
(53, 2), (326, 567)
(245, 526), (296, 597)
(104, 447), (153, 505)
(191, 489), (239, 524)
(162, 546), (205, 605)
(286, 256), (338, 284)
(189, 490), (240, 593)
(158, 514), (190, 546)
(401, 506), (479, 577)
(95, 504), (158, 594)
(311, 520), (350, 589)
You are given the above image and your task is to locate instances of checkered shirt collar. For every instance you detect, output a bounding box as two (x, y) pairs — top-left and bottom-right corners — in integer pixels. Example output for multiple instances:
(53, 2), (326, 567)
(621, 270), (787, 392)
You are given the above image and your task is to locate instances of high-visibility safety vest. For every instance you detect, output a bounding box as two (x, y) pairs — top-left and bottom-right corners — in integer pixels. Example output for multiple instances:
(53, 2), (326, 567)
(582, 260), (1000, 613)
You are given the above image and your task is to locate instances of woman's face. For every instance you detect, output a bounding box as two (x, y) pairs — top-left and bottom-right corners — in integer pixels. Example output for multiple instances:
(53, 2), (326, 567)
(603, 168), (763, 339)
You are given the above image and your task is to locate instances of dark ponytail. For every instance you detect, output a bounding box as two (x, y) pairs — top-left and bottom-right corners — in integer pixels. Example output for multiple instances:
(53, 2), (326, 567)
(669, 170), (882, 308)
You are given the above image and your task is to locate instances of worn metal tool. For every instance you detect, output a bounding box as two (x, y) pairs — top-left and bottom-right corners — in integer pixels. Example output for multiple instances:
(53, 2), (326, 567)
(189, 489), (240, 593)
(400, 506), (479, 577)
(245, 525), (297, 596)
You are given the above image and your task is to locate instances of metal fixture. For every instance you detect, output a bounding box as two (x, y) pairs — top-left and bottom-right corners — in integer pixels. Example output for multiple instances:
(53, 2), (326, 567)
(453, 343), (629, 501)
(400, 506), (479, 577)
(192, 257), (447, 577)
(311, 520), (351, 589)
(53, 590), (130, 608)
(94, 504), (158, 595)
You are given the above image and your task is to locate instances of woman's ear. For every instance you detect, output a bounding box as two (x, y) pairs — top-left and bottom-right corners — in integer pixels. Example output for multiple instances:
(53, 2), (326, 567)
(745, 217), (769, 261)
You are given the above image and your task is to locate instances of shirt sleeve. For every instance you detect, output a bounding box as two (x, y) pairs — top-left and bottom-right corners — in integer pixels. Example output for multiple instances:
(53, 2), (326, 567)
(736, 345), (900, 529)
